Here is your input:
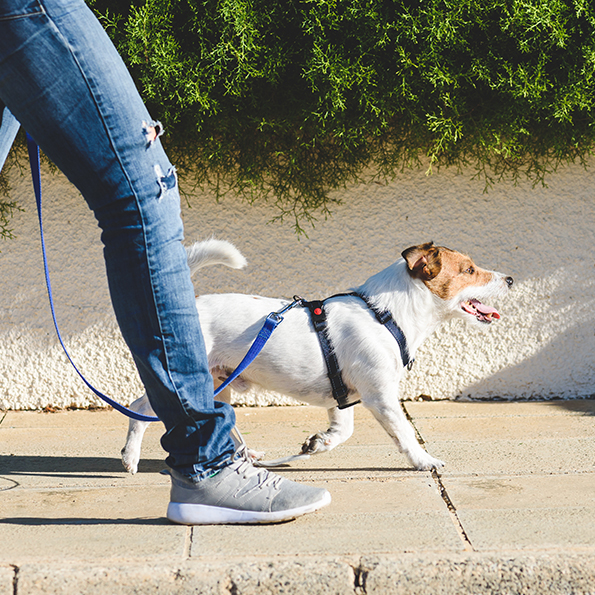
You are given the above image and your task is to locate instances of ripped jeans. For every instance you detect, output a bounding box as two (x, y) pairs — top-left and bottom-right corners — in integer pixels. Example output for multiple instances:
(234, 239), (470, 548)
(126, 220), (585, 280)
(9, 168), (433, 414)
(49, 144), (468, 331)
(0, 0), (236, 479)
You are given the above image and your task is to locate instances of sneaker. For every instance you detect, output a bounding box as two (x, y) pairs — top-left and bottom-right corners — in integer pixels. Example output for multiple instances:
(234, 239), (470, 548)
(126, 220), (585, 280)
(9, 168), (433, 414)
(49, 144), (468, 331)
(166, 446), (331, 525)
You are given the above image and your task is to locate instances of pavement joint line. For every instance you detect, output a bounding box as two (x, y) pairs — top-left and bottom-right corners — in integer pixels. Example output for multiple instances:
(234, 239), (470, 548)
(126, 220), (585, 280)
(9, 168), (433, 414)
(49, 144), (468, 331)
(352, 562), (366, 594)
(431, 468), (474, 552)
(401, 401), (475, 552)
(184, 527), (192, 559)
(10, 564), (18, 595)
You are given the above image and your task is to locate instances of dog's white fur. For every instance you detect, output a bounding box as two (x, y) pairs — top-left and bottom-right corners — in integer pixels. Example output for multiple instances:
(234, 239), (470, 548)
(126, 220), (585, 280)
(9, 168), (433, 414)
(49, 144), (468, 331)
(121, 239), (512, 474)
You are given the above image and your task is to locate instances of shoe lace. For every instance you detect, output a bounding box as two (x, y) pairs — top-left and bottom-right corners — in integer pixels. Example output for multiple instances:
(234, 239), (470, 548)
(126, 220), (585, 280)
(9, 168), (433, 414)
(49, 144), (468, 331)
(232, 444), (283, 490)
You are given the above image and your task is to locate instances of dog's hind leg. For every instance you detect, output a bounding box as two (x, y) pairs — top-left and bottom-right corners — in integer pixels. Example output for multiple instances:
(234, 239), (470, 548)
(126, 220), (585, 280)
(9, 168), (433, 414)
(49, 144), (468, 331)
(300, 406), (355, 455)
(121, 393), (154, 474)
(363, 397), (445, 471)
(213, 383), (233, 405)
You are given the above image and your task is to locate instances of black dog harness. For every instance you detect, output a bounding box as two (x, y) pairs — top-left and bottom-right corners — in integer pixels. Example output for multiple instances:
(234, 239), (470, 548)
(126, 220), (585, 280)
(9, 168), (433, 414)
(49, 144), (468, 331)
(302, 292), (413, 410)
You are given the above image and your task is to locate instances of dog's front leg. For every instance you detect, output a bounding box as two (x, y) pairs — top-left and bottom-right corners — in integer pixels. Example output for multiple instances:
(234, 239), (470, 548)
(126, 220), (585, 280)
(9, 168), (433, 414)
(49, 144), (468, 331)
(364, 397), (445, 471)
(300, 406), (355, 455)
(121, 393), (154, 474)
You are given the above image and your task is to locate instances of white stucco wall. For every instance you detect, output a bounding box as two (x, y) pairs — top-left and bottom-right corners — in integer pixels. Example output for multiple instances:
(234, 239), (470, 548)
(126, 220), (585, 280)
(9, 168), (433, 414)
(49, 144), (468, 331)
(1, 156), (594, 410)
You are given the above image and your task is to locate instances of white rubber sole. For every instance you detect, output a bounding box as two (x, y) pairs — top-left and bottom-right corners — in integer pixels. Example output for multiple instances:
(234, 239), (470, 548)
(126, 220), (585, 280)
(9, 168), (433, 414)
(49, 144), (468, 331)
(166, 491), (332, 525)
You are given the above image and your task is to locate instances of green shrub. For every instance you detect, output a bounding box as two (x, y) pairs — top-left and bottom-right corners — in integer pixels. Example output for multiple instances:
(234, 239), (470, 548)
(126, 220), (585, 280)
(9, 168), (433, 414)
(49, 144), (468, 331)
(6, 0), (595, 233)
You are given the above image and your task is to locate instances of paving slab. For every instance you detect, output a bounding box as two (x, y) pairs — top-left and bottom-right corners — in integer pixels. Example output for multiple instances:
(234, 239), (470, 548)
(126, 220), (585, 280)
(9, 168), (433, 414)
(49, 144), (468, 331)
(0, 567), (12, 595)
(406, 399), (595, 419)
(444, 473), (595, 510)
(430, 436), (595, 475)
(0, 485), (185, 563)
(191, 478), (462, 557)
(406, 400), (595, 555)
(457, 507), (595, 551)
(410, 400), (595, 475)
(0, 410), (166, 489)
(15, 559), (357, 595)
(1, 400), (595, 594)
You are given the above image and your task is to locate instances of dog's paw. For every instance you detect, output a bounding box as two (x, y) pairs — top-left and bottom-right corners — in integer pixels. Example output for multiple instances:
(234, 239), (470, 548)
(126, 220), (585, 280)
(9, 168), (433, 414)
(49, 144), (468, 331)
(414, 455), (446, 472)
(121, 447), (140, 475)
(300, 432), (334, 455)
(247, 448), (265, 461)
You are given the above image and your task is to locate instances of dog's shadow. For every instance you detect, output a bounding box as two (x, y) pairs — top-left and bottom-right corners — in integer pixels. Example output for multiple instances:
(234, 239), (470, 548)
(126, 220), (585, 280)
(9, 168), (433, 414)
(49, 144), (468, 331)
(1, 454), (413, 480)
(275, 465), (414, 474)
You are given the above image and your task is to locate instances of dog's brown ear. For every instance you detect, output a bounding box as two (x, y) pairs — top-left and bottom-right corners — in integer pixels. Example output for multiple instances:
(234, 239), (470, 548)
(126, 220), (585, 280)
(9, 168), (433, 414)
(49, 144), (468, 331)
(402, 242), (442, 281)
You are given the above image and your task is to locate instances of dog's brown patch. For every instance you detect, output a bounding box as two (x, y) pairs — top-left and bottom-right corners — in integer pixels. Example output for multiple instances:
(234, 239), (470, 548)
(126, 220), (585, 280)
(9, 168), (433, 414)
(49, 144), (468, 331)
(402, 242), (442, 281)
(403, 243), (493, 299)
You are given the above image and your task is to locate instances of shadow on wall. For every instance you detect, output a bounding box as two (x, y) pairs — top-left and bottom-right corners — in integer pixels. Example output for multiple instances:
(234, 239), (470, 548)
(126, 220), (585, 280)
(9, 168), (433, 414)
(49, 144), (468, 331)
(463, 320), (595, 401)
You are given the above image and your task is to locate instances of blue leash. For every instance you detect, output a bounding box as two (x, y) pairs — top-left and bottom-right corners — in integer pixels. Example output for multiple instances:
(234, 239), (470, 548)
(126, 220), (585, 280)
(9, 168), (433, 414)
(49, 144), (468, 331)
(26, 133), (293, 423)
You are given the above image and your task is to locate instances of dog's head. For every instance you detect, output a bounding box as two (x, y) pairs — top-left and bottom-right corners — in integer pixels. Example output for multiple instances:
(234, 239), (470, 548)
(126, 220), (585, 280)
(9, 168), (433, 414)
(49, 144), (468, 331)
(402, 242), (513, 325)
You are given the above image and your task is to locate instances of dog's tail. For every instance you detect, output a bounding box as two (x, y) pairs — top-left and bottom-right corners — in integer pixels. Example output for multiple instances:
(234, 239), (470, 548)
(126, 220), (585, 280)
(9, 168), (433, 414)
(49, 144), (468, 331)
(186, 239), (247, 276)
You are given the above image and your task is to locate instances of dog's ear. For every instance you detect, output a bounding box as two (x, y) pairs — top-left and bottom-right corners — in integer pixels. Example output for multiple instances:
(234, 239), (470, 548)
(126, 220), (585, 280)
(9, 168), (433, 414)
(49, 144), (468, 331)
(402, 242), (442, 281)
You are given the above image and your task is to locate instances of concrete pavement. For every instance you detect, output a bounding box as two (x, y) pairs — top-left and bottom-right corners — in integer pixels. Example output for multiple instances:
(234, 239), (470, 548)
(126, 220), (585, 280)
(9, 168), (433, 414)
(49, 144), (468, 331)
(1, 400), (595, 594)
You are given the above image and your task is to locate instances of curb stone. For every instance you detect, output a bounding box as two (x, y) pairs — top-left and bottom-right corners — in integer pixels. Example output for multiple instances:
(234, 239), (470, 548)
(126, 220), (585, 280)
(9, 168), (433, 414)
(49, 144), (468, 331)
(14, 559), (355, 595)
(10, 555), (595, 595)
(360, 554), (595, 595)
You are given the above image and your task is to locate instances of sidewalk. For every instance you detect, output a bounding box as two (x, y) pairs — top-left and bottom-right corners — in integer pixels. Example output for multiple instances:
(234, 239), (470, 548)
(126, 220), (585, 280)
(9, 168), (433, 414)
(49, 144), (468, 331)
(1, 400), (595, 594)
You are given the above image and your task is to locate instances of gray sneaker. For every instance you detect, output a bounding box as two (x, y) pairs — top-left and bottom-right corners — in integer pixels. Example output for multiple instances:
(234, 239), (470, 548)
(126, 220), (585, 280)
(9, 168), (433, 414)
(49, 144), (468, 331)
(166, 446), (331, 524)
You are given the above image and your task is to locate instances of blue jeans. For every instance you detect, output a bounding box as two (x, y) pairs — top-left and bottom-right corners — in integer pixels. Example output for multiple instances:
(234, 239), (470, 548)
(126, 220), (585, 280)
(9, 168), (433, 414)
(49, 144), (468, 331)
(0, 0), (236, 479)
(0, 105), (20, 168)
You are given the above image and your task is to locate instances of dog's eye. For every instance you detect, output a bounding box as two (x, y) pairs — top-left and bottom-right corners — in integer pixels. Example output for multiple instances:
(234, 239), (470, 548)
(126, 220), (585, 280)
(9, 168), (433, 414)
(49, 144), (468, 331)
(465, 267), (475, 274)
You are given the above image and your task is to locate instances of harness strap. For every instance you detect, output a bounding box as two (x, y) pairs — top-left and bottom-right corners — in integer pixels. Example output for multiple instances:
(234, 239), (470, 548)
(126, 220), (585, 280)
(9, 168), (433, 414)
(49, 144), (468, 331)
(352, 293), (414, 370)
(302, 299), (360, 410)
(302, 291), (414, 409)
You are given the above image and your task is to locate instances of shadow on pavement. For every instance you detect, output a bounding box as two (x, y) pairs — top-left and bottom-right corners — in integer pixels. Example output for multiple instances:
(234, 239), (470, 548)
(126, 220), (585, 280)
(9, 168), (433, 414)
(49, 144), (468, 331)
(0, 454), (165, 475)
(0, 516), (169, 526)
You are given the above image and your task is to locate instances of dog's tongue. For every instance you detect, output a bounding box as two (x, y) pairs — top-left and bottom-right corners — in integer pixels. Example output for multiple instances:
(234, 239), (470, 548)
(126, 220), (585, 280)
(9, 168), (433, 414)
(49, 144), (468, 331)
(467, 299), (501, 319)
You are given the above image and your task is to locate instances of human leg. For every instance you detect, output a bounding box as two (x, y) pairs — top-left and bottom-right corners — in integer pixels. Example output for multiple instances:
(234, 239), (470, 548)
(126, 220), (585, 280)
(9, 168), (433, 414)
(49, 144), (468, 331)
(0, 0), (236, 478)
(0, 0), (331, 522)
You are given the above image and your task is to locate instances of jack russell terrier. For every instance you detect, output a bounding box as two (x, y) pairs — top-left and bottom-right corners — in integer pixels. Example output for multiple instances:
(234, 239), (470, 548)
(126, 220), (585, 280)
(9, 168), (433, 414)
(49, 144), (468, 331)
(121, 239), (513, 473)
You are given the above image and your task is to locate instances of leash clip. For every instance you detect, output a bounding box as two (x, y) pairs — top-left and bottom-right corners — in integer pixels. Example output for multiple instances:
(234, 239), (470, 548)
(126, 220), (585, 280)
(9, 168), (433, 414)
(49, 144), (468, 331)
(271, 295), (304, 321)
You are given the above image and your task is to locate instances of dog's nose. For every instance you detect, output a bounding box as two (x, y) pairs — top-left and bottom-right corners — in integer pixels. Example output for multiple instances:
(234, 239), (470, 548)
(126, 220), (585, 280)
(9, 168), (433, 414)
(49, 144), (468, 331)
(505, 276), (514, 287)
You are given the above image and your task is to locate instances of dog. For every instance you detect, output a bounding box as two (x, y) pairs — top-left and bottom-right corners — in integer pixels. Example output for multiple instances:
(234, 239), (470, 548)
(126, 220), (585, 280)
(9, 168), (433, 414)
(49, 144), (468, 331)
(121, 239), (513, 473)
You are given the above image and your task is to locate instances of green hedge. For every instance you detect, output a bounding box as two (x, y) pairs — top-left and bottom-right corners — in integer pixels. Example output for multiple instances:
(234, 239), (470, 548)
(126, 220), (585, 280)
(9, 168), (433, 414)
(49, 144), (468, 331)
(5, 0), (595, 233)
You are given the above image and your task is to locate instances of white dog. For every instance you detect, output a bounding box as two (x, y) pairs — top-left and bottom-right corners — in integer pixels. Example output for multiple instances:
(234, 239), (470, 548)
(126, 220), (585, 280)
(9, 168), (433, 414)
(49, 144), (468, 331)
(121, 239), (513, 474)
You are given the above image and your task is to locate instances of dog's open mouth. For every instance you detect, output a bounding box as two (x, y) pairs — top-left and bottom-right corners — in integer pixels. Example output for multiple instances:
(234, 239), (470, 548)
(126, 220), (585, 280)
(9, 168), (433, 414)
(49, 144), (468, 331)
(461, 299), (501, 323)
